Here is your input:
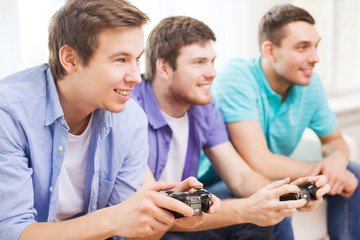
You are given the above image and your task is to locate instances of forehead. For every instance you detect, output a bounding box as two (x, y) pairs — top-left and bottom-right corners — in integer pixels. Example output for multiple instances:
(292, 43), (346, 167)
(177, 42), (216, 59)
(95, 27), (144, 56)
(281, 21), (320, 45)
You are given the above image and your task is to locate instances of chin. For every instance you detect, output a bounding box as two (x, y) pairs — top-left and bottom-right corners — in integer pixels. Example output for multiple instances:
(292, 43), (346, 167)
(194, 97), (212, 106)
(298, 78), (312, 86)
(107, 104), (126, 113)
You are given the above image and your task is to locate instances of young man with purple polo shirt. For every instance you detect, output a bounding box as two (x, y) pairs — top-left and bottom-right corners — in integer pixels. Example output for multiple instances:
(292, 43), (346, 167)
(132, 16), (330, 240)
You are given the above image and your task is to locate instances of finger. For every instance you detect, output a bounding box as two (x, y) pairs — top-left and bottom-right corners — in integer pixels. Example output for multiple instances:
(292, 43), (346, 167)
(329, 181), (342, 195)
(208, 194), (221, 214)
(310, 162), (322, 176)
(290, 177), (309, 186)
(151, 211), (174, 232)
(273, 184), (300, 198)
(175, 177), (203, 192)
(315, 184), (331, 198)
(308, 175), (327, 187)
(142, 181), (177, 192)
(341, 190), (354, 198)
(265, 178), (291, 190)
(297, 197), (323, 212)
(277, 198), (307, 210)
(153, 193), (194, 217)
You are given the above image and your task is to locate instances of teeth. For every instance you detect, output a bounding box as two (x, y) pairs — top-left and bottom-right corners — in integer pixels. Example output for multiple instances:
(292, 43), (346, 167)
(116, 89), (130, 95)
(199, 85), (210, 89)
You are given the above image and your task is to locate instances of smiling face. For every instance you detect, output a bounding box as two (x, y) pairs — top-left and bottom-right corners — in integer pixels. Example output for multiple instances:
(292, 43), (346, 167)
(69, 27), (144, 114)
(271, 21), (320, 87)
(166, 42), (216, 106)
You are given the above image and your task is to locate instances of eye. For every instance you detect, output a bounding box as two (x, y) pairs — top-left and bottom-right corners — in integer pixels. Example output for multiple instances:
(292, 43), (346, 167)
(136, 57), (141, 63)
(297, 45), (307, 51)
(116, 58), (126, 63)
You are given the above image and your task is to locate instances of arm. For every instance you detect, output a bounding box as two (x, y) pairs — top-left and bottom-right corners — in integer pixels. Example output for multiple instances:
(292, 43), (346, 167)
(204, 141), (271, 197)
(20, 182), (196, 240)
(227, 120), (317, 181)
(171, 178), (308, 231)
(311, 128), (358, 197)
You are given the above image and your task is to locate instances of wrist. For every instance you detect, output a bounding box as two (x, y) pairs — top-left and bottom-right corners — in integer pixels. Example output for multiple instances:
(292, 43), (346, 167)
(324, 150), (349, 165)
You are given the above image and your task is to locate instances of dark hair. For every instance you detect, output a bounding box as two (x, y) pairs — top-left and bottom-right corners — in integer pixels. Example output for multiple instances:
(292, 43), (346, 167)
(48, 0), (149, 81)
(258, 4), (315, 51)
(144, 16), (216, 81)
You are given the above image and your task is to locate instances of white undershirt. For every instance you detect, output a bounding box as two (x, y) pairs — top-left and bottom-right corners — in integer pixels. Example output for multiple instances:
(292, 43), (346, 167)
(159, 111), (189, 183)
(55, 115), (93, 221)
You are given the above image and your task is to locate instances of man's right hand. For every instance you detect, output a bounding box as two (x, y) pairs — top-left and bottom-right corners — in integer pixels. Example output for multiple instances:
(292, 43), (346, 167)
(109, 181), (195, 238)
(242, 178), (307, 226)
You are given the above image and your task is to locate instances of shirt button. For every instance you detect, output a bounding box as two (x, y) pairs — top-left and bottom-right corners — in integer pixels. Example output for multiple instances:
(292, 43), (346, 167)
(54, 120), (58, 124)
(61, 119), (65, 125)
(49, 186), (53, 192)
(58, 145), (64, 151)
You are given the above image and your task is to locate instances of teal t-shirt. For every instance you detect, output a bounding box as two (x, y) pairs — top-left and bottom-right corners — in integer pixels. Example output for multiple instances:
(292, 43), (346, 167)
(199, 56), (337, 183)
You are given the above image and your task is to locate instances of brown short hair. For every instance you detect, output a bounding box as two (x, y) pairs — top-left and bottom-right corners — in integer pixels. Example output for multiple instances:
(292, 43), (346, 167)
(258, 4), (315, 52)
(48, 0), (149, 81)
(144, 16), (216, 81)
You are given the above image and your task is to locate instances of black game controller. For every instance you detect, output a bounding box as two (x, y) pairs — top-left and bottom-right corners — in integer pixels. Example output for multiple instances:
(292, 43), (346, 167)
(166, 188), (212, 218)
(280, 182), (318, 203)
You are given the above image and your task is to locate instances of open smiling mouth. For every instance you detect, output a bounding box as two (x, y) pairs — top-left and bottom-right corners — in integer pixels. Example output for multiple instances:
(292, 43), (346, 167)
(115, 89), (130, 96)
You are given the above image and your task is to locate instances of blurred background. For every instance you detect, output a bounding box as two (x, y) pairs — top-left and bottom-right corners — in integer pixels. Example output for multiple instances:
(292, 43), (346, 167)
(1, 0), (359, 160)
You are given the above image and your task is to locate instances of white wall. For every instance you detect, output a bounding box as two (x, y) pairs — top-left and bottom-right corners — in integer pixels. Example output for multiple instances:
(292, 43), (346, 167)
(0, 0), (21, 78)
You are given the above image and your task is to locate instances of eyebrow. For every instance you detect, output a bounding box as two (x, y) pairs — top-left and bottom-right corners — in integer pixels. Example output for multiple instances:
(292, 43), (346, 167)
(109, 49), (145, 59)
(191, 56), (217, 61)
(296, 37), (321, 45)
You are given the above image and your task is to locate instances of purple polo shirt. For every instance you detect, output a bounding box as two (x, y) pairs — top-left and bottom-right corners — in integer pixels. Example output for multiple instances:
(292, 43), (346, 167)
(131, 76), (229, 181)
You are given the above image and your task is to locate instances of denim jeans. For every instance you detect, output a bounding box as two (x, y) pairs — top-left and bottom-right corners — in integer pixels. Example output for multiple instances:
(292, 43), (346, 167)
(273, 161), (360, 240)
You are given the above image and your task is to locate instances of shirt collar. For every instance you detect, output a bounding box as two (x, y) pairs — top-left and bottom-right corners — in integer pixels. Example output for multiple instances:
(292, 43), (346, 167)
(140, 78), (168, 130)
(44, 67), (64, 126)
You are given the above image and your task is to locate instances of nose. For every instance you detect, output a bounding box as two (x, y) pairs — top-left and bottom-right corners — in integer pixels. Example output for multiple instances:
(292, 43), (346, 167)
(204, 63), (217, 79)
(124, 60), (142, 84)
(309, 47), (319, 64)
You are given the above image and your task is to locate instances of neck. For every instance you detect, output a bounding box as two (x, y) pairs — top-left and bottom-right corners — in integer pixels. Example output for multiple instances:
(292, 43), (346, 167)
(56, 79), (93, 135)
(261, 57), (290, 102)
(151, 76), (190, 118)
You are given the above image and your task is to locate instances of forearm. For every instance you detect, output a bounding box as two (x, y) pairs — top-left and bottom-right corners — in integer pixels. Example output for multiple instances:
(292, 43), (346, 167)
(322, 138), (349, 162)
(234, 170), (271, 197)
(19, 208), (114, 240)
(251, 153), (317, 181)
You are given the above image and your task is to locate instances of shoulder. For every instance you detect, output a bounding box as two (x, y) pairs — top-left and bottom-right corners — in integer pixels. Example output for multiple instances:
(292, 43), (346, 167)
(0, 64), (49, 107)
(190, 100), (224, 124)
(213, 57), (259, 89)
(217, 57), (254, 77)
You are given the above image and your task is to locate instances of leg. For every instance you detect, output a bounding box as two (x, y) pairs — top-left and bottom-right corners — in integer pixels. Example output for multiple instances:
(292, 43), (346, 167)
(272, 217), (294, 240)
(327, 161), (360, 240)
(187, 223), (273, 240)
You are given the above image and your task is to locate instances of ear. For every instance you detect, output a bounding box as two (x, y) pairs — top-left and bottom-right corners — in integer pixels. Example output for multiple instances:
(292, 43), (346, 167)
(155, 58), (173, 80)
(261, 41), (276, 62)
(59, 45), (78, 74)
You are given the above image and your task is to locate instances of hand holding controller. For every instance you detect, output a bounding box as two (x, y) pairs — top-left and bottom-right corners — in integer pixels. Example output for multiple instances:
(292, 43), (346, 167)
(166, 188), (212, 218)
(280, 182), (318, 203)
